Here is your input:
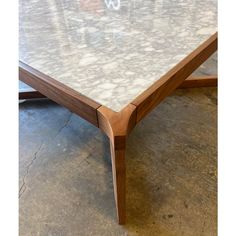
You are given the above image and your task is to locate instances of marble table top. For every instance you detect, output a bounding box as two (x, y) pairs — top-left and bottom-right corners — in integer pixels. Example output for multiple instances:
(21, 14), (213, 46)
(20, 0), (217, 112)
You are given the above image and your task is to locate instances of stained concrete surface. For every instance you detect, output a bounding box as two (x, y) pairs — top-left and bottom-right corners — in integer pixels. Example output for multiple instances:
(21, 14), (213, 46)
(19, 54), (217, 236)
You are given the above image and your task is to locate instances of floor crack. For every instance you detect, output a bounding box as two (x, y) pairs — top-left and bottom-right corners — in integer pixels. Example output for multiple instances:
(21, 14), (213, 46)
(19, 112), (73, 198)
(54, 112), (72, 138)
(19, 142), (44, 198)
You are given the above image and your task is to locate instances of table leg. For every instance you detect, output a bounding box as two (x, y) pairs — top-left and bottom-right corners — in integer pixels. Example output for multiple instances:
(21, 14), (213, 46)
(179, 75), (217, 88)
(97, 104), (137, 224)
(110, 135), (126, 224)
(19, 90), (46, 99)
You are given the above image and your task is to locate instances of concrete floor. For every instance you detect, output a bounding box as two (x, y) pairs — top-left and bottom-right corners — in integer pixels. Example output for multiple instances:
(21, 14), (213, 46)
(19, 54), (217, 236)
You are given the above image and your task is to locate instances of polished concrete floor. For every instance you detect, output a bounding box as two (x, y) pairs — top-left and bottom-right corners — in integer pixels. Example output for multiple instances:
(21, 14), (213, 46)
(19, 54), (217, 236)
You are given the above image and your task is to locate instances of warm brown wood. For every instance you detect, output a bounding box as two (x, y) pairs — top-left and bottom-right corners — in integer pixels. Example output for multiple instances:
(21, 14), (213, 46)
(19, 90), (46, 99)
(98, 105), (137, 139)
(19, 61), (101, 127)
(109, 137), (126, 225)
(178, 75), (217, 88)
(97, 104), (137, 224)
(132, 33), (217, 122)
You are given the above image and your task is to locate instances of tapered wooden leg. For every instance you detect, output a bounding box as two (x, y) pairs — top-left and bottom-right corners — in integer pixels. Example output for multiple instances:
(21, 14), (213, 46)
(97, 104), (137, 224)
(110, 136), (126, 224)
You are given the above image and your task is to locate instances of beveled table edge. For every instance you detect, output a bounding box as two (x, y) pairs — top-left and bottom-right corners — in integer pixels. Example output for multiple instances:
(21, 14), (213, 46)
(19, 61), (101, 127)
(131, 32), (218, 122)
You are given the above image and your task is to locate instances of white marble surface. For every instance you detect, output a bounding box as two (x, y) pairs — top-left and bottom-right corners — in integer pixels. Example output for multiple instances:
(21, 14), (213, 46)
(19, 0), (217, 112)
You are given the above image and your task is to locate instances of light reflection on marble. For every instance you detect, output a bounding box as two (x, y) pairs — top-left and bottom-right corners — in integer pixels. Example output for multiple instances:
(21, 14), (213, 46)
(19, 0), (217, 112)
(105, 0), (121, 10)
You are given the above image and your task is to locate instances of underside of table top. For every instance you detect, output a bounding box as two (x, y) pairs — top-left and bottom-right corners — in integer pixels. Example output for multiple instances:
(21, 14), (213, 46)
(19, 0), (217, 112)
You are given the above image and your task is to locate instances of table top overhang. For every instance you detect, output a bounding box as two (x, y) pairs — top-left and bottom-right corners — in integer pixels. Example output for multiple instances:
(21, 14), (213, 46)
(20, 0), (217, 112)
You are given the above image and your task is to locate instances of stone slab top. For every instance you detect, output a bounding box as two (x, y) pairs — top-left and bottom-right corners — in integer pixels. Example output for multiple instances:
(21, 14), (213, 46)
(20, 0), (217, 112)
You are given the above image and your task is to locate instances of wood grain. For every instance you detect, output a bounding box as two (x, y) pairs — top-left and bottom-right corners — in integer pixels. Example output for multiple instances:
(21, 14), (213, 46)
(98, 105), (137, 139)
(19, 61), (101, 127)
(132, 33), (217, 122)
(97, 105), (137, 224)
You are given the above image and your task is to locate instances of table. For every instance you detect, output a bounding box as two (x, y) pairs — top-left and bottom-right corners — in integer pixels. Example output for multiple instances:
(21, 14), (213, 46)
(19, 0), (217, 224)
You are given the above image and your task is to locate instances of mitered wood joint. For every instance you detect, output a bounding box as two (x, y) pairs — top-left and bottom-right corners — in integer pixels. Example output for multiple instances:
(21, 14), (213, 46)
(97, 104), (137, 139)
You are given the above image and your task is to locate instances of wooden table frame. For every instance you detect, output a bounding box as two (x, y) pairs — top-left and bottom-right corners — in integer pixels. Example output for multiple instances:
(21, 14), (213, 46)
(19, 32), (217, 224)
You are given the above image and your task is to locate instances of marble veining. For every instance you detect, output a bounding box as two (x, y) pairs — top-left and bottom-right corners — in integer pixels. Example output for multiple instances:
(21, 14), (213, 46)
(19, 0), (217, 112)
